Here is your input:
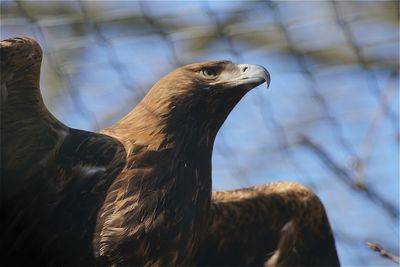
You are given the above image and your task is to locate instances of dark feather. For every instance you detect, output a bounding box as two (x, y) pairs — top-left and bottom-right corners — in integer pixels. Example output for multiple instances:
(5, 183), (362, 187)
(1, 37), (126, 265)
(195, 183), (340, 266)
(1, 37), (339, 267)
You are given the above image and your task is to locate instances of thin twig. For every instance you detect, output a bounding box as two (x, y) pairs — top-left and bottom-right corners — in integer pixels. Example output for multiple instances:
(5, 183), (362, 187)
(299, 135), (399, 220)
(367, 241), (400, 264)
(353, 72), (400, 181)
(360, 72), (399, 150)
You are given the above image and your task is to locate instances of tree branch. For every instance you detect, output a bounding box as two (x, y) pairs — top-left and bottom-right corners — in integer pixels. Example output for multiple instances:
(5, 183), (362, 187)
(367, 242), (400, 264)
(299, 135), (399, 220)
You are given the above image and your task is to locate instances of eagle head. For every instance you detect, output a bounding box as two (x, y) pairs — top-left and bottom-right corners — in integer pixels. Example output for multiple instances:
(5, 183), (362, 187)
(147, 60), (269, 99)
(128, 60), (270, 144)
(181, 60), (270, 91)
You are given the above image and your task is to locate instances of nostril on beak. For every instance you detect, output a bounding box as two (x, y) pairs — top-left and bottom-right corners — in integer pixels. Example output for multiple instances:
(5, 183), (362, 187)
(242, 66), (249, 72)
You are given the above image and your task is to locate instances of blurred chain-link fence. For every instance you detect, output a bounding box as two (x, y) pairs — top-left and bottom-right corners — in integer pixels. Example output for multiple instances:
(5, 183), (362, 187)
(1, 0), (399, 266)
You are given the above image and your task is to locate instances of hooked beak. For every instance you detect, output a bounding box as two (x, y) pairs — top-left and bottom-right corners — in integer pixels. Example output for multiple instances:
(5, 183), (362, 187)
(236, 64), (270, 89)
(210, 63), (270, 91)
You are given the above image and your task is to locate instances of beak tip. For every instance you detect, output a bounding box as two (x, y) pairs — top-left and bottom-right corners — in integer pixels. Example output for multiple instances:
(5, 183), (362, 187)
(265, 70), (271, 89)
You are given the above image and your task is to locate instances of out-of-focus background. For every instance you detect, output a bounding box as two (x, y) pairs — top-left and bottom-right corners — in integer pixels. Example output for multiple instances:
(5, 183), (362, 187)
(1, 0), (399, 265)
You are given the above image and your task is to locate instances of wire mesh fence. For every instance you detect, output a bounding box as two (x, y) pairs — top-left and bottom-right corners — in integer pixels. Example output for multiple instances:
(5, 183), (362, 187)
(1, 0), (399, 266)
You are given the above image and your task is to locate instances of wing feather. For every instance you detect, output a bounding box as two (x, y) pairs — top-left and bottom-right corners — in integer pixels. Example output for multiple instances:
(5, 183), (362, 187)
(195, 182), (340, 266)
(0, 37), (127, 266)
(1, 37), (68, 190)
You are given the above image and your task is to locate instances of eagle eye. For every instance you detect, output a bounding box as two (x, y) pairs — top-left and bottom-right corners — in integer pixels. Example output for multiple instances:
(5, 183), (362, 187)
(201, 68), (218, 79)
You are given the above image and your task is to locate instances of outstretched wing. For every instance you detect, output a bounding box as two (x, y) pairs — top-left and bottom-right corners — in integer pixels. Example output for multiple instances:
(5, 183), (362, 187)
(195, 182), (340, 266)
(0, 37), (127, 266)
(1, 37), (68, 189)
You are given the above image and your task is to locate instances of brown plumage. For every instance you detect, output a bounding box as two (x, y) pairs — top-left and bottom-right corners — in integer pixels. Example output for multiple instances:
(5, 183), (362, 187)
(0, 37), (339, 266)
(196, 183), (340, 266)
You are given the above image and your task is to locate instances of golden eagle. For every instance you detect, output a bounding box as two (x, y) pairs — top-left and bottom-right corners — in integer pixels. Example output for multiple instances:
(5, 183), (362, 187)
(0, 37), (340, 266)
